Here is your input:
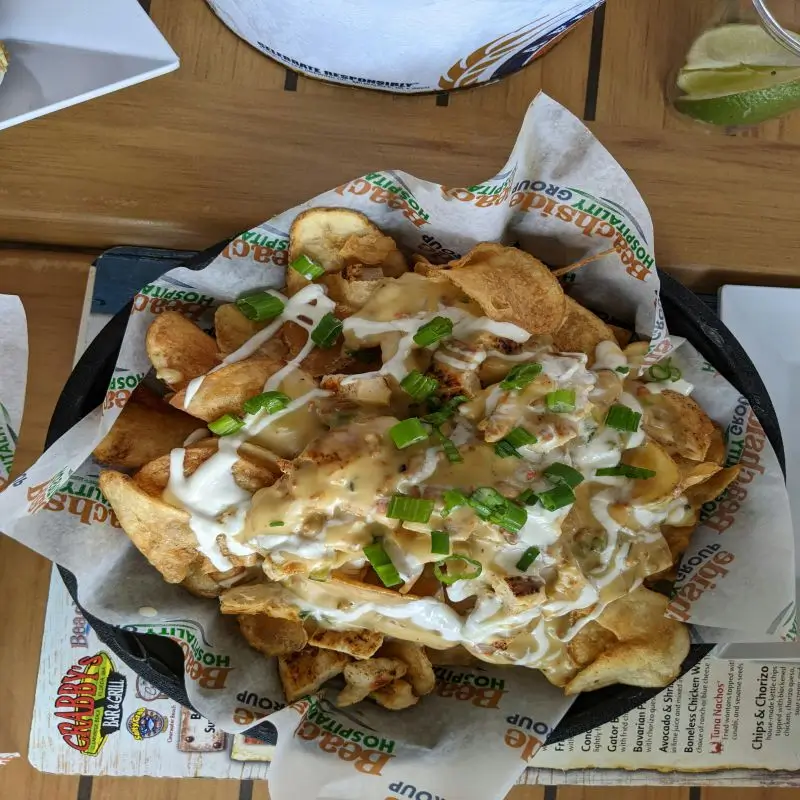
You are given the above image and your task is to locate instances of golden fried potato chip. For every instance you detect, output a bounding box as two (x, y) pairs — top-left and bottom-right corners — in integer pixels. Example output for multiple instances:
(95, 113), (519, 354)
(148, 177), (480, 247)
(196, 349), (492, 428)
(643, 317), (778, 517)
(339, 232), (407, 277)
(567, 620), (617, 669)
(93, 386), (201, 469)
(661, 524), (696, 563)
(147, 311), (219, 390)
(309, 627), (384, 659)
(685, 465), (741, 510)
(214, 304), (273, 357)
(551, 297), (615, 359)
(279, 320), (355, 378)
(337, 657), (407, 707)
(643, 390), (715, 462)
(219, 583), (302, 620)
(169, 357), (281, 420)
(412, 254), (445, 277)
(623, 441), (680, 504)
(674, 457), (722, 493)
(564, 588), (690, 695)
(442, 243), (565, 334)
(379, 640), (435, 696)
(134, 441), (279, 498)
(278, 646), (351, 702)
(181, 566), (256, 598)
(320, 264), (384, 316)
(706, 426), (727, 467)
(99, 470), (203, 584)
(372, 678), (419, 710)
(238, 614), (308, 657)
(609, 325), (633, 348)
(287, 208), (406, 295)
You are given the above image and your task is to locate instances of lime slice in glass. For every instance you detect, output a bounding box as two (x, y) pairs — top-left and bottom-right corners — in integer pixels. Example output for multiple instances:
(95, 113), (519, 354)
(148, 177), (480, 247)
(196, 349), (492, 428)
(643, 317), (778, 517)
(684, 23), (800, 70)
(677, 65), (800, 96)
(674, 77), (800, 125)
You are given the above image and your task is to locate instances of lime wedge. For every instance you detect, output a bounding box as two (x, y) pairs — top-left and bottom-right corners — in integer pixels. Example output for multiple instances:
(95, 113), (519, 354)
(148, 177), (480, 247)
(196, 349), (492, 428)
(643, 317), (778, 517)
(674, 78), (800, 125)
(684, 23), (800, 70)
(677, 65), (800, 96)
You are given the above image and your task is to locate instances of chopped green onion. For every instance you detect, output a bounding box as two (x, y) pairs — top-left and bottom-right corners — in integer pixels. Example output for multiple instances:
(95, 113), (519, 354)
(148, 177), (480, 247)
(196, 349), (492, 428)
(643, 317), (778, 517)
(517, 489), (539, 506)
(596, 464), (657, 479)
(605, 404), (641, 433)
(538, 484), (575, 511)
(489, 501), (527, 534)
(363, 542), (403, 588)
(500, 363), (543, 391)
(430, 531), (450, 555)
(647, 362), (672, 382)
(442, 489), (468, 516)
(422, 395), (467, 426)
(269, 521), (284, 527)
(516, 546), (540, 572)
(505, 427), (537, 448)
(494, 440), (520, 459)
(433, 555), (483, 585)
(387, 495), (435, 523)
(243, 390), (291, 416)
(435, 428), (462, 463)
(400, 370), (439, 400)
(208, 413), (244, 436)
(389, 418), (429, 449)
(310, 312), (343, 348)
(308, 568), (330, 582)
(413, 316), (453, 347)
(543, 462), (584, 488)
(545, 389), (576, 413)
(298, 610), (312, 619)
(236, 291), (285, 322)
(468, 487), (508, 520)
(615, 366), (630, 375)
(669, 365), (682, 382)
(290, 254), (325, 281)
(496, 426), (537, 455)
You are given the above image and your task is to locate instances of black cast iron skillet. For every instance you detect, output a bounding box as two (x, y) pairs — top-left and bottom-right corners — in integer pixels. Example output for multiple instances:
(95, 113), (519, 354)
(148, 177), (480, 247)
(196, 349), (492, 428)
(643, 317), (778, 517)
(47, 245), (785, 746)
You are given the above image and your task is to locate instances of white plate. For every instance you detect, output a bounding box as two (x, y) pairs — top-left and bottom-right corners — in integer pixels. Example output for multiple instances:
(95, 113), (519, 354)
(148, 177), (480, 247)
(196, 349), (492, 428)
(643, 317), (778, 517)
(718, 285), (800, 660)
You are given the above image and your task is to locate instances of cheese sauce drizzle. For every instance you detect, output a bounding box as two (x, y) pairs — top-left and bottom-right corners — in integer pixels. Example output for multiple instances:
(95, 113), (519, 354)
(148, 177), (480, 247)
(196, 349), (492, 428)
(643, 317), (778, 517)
(163, 279), (688, 669)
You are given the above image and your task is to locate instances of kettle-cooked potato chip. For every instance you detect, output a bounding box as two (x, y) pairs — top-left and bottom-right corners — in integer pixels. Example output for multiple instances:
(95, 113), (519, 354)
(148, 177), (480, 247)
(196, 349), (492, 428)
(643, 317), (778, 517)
(93, 386), (201, 469)
(442, 243), (565, 334)
(147, 311), (219, 390)
(551, 296), (615, 359)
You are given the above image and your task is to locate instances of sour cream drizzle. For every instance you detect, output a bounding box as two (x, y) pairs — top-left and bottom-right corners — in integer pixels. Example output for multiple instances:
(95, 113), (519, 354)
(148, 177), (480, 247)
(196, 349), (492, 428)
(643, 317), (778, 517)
(163, 280), (688, 669)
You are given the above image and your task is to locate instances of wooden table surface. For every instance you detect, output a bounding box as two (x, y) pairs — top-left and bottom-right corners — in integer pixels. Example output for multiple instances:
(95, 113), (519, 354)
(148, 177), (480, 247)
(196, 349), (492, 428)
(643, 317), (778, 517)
(1, 0), (799, 798)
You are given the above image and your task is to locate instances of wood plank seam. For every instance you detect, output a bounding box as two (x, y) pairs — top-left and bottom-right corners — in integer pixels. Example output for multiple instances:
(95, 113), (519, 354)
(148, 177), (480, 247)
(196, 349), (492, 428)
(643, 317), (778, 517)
(543, 784), (559, 800)
(283, 70), (298, 92)
(239, 780), (254, 800)
(583, 3), (607, 121)
(76, 775), (93, 800)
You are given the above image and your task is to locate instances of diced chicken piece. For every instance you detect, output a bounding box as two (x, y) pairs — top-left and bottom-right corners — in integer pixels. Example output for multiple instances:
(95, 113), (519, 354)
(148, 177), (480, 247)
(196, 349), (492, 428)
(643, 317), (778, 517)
(378, 640), (435, 696)
(372, 678), (419, 710)
(278, 646), (351, 702)
(309, 627), (384, 659)
(320, 373), (392, 406)
(336, 657), (407, 707)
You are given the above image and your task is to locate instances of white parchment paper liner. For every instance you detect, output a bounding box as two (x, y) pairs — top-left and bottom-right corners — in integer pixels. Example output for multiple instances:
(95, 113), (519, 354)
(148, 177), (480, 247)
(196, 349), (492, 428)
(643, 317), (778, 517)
(0, 95), (793, 799)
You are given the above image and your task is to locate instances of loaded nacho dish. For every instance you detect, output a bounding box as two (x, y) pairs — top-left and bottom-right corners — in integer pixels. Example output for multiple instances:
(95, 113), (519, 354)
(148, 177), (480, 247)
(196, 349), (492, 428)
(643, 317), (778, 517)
(96, 208), (740, 710)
